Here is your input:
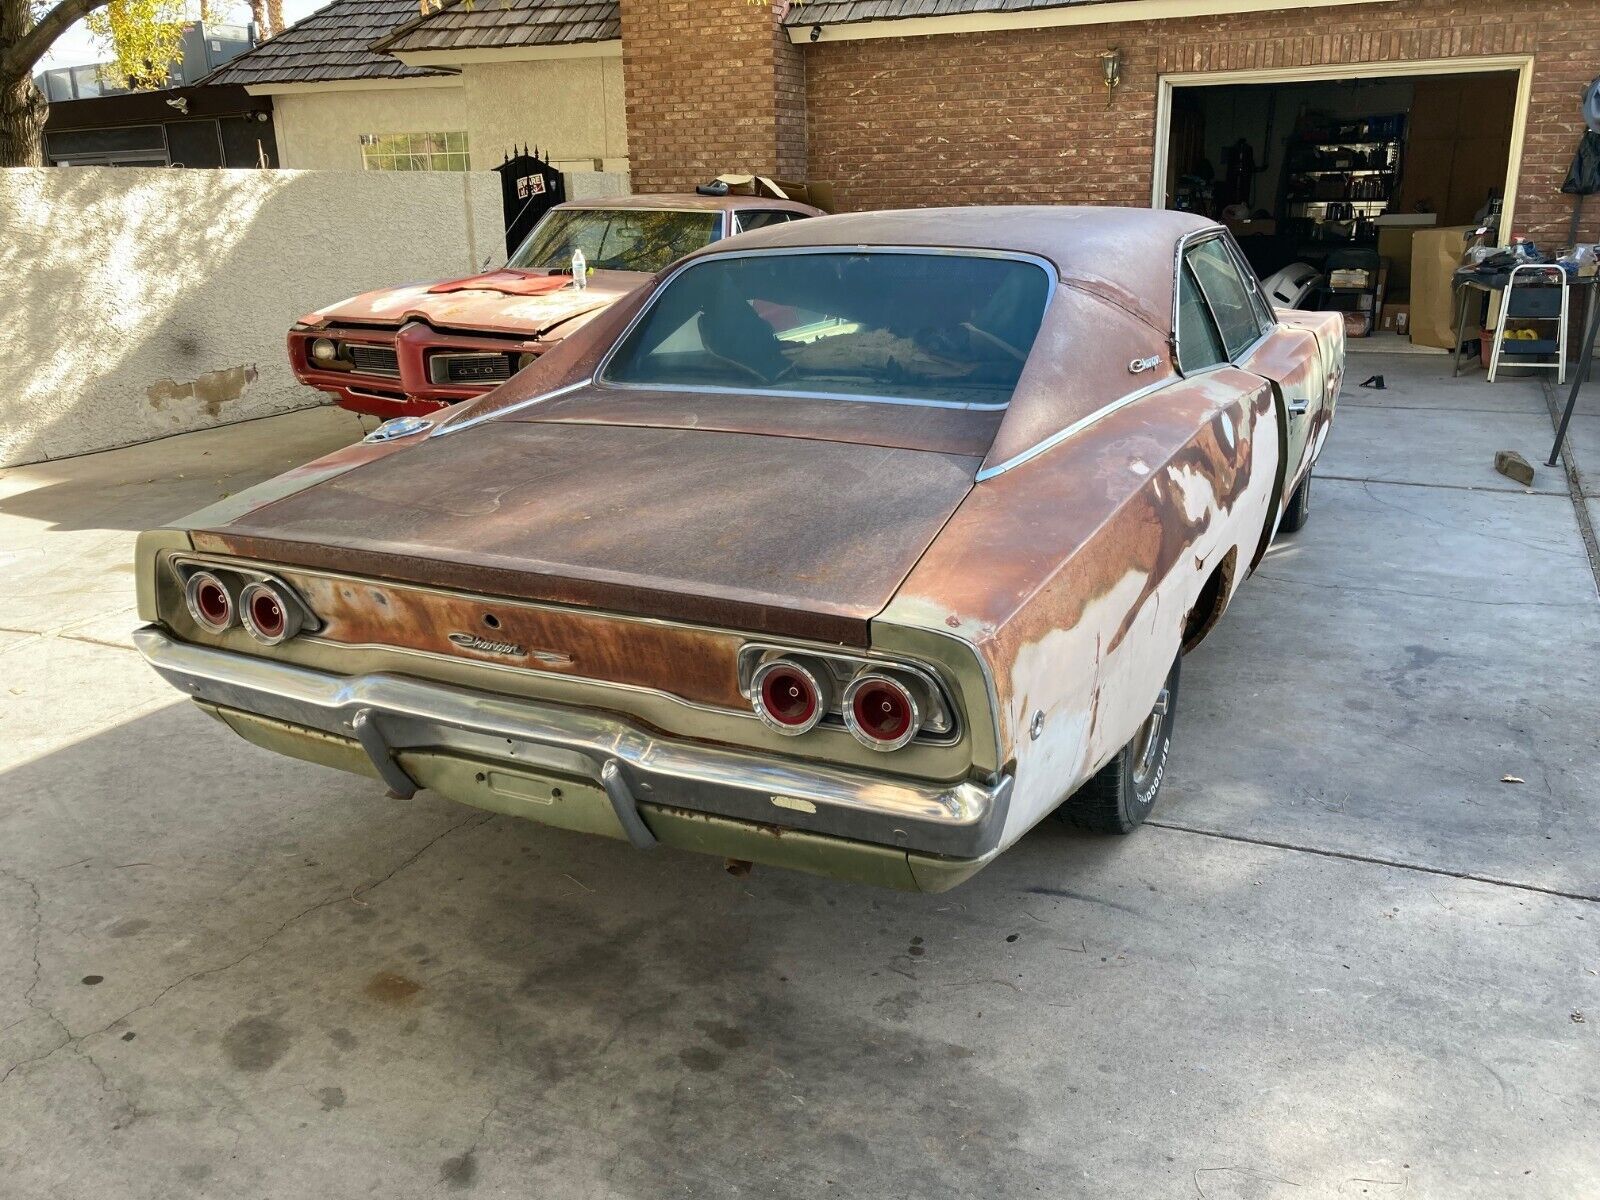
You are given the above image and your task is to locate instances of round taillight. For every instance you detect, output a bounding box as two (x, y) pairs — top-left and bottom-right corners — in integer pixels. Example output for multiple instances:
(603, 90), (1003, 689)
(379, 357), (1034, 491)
(844, 673), (921, 751)
(184, 571), (234, 633)
(239, 581), (300, 645)
(752, 659), (828, 735)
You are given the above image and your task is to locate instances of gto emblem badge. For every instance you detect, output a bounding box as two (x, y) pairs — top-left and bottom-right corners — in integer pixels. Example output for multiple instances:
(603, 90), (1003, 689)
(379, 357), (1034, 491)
(448, 632), (528, 657)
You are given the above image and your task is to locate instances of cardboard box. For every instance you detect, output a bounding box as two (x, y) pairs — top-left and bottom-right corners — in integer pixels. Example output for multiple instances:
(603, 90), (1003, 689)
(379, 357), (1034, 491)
(1224, 218), (1278, 238)
(1376, 219), (1436, 296)
(1409, 225), (1475, 349)
(1344, 311), (1373, 338)
(711, 174), (836, 213)
(1380, 301), (1411, 335)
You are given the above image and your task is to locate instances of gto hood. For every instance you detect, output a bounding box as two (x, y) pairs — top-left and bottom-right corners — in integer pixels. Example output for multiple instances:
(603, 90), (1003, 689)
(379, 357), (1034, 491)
(301, 269), (645, 339)
(190, 423), (981, 645)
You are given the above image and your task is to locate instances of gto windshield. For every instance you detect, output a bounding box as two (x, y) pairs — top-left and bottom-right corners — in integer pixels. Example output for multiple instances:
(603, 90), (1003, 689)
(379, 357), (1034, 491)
(508, 209), (720, 273)
(601, 251), (1050, 407)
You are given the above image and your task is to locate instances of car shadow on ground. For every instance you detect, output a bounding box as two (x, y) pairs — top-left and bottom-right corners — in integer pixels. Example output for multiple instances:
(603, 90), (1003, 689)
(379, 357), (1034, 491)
(3, 675), (1595, 1197)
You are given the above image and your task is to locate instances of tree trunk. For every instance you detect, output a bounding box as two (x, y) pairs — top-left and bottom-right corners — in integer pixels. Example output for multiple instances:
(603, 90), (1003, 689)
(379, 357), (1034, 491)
(0, 72), (47, 167)
(265, 0), (282, 37)
(249, 0), (270, 37)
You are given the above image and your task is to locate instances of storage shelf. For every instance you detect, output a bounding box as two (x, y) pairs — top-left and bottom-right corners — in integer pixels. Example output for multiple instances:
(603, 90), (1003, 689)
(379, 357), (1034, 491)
(1291, 168), (1394, 176)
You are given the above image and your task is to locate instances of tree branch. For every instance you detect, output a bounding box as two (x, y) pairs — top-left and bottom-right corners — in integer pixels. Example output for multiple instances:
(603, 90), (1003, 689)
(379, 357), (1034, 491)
(3, 0), (108, 83)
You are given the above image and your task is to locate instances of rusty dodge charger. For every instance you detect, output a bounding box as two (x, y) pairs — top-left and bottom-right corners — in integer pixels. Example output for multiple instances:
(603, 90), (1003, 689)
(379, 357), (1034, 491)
(135, 207), (1341, 892)
(289, 193), (820, 418)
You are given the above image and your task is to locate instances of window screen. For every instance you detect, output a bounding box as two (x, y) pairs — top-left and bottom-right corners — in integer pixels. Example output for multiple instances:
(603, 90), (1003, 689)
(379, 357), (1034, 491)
(1186, 238), (1264, 359)
(1176, 265), (1227, 374)
(360, 131), (470, 172)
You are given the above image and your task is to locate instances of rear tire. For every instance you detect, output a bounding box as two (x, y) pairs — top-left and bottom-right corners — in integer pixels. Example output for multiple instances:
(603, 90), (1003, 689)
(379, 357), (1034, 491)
(1280, 471), (1312, 534)
(1056, 654), (1180, 834)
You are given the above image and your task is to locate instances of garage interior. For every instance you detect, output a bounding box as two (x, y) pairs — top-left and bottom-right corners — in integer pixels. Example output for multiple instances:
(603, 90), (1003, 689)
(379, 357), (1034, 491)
(1164, 70), (1520, 344)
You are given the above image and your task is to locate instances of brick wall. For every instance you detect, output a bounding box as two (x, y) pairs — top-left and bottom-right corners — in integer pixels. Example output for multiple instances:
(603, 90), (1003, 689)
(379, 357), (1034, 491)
(620, 0), (806, 192)
(804, 0), (1600, 246)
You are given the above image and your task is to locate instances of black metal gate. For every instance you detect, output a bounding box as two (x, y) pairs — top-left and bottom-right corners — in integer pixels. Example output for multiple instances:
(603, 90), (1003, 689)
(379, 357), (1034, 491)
(494, 147), (566, 257)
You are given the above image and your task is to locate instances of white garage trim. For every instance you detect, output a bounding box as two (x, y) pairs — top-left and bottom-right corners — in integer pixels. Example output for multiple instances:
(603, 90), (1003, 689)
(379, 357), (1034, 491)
(1150, 54), (1536, 245)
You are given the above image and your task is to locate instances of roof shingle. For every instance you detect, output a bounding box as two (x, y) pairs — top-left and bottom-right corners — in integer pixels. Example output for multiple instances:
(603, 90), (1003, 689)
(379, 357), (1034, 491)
(203, 0), (455, 87)
(375, 0), (620, 55)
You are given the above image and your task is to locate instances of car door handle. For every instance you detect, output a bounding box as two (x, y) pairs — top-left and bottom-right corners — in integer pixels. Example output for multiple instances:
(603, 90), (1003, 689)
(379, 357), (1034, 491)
(1287, 399), (1310, 416)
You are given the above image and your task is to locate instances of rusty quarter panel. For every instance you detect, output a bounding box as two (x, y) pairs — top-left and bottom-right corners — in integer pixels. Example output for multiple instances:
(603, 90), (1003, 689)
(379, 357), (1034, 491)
(881, 367), (1280, 844)
(193, 424), (981, 647)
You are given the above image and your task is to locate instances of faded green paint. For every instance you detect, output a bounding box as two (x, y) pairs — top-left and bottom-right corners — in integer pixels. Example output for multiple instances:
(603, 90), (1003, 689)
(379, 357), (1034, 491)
(197, 703), (992, 892)
(399, 750), (628, 840)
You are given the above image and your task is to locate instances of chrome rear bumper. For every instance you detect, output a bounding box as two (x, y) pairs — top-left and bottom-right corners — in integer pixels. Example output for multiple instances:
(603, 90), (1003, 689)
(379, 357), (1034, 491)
(134, 628), (1010, 859)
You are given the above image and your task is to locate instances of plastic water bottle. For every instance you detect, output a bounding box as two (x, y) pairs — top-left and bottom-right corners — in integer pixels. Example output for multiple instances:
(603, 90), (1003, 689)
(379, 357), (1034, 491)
(571, 248), (587, 289)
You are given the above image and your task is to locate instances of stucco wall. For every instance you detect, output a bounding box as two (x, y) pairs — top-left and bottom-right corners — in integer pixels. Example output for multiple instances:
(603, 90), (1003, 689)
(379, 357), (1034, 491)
(271, 83), (469, 172)
(270, 56), (629, 177)
(0, 166), (501, 467)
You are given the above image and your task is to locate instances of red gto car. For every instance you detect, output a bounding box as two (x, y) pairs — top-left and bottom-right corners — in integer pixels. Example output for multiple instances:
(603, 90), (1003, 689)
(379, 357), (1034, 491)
(288, 193), (821, 418)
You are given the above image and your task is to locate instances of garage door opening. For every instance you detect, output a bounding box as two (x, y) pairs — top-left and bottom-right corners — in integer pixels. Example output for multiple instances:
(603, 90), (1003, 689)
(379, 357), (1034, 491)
(1153, 59), (1530, 347)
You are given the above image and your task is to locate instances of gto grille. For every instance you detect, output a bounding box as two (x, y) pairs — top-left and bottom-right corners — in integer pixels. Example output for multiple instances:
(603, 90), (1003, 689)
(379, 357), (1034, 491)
(434, 353), (514, 385)
(346, 344), (400, 378)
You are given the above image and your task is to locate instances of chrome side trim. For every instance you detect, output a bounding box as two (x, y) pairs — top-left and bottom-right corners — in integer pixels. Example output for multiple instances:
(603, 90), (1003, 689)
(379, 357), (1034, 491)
(135, 628), (1009, 858)
(432, 378), (592, 437)
(974, 375), (1180, 481)
(597, 380), (1010, 412)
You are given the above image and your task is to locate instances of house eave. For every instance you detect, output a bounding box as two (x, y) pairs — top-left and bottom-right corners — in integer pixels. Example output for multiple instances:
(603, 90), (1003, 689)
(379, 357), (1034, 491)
(242, 75), (462, 96)
(386, 40), (623, 67)
(788, 0), (1397, 43)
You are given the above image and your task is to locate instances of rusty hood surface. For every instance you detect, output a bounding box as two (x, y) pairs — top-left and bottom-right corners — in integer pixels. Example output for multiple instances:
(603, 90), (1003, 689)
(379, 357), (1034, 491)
(300, 269), (645, 338)
(191, 422), (982, 645)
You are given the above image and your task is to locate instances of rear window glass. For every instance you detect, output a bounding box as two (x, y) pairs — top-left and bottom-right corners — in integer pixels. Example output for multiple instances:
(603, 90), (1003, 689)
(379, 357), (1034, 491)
(509, 209), (720, 273)
(601, 251), (1051, 408)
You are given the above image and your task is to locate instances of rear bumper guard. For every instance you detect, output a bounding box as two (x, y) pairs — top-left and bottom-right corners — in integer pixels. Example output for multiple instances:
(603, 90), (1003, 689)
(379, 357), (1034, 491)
(134, 628), (1009, 859)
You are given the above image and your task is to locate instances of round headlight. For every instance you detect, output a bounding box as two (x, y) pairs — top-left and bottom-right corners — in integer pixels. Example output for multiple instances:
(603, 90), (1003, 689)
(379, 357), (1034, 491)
(310, 338), (339, 364)
(515, 351), (538, 372)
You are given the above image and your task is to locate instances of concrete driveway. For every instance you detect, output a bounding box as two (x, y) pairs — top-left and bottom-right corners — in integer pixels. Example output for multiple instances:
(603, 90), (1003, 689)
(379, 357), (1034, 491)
(2, 358), (1597, 1199)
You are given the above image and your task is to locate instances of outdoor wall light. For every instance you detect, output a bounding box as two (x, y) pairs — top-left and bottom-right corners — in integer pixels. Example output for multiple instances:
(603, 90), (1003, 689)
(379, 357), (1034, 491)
(810, 24), (822, 42)
(1100, 48), (1122, 108)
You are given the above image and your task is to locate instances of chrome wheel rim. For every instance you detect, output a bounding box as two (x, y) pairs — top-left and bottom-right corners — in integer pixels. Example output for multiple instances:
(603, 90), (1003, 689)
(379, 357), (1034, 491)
(1132, 687), (1171, 787)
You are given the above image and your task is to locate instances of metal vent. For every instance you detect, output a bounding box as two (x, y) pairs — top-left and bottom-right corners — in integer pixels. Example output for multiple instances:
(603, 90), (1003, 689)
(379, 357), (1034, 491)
(347, 344), (400, 378)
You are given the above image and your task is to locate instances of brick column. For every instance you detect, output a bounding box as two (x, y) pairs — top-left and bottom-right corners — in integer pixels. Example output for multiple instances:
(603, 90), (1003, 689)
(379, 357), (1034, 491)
(620, 0), (806, 193)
